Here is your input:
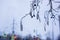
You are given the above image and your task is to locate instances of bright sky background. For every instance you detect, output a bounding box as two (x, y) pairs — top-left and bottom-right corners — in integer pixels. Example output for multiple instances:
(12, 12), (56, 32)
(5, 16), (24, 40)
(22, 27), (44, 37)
(0, 0), (60, 39)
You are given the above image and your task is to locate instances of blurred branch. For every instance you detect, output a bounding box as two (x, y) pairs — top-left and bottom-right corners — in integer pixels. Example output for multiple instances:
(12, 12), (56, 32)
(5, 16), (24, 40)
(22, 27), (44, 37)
(20, 0), (41, 31)
(45, 0), (59, 26)
(20, 13), (29, 31)
(54, 1), (60, 3)
(56, 5), (60, 10)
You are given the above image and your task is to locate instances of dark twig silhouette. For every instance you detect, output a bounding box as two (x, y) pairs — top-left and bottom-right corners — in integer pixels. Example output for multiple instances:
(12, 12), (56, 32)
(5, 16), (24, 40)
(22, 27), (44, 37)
(44, 0), (59, 26)
(44, 0), (59, 40)
(20, 0), (41, 31)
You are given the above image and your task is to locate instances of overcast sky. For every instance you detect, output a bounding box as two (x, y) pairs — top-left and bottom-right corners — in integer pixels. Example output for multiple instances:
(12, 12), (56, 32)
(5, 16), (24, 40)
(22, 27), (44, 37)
(0, 0), (60, 39)
(0, 0), (31, 33)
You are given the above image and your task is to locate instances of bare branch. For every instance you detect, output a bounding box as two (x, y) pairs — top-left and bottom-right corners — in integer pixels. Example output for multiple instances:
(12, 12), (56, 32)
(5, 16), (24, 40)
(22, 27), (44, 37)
(54, 1), (60, 3)
(20, 13), (29, 31)
(20, 0), (41, 31)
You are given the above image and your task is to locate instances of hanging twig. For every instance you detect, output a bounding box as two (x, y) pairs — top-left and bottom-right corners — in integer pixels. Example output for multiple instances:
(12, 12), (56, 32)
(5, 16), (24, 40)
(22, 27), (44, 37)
(46, 0), (58, 25)
(20, 13), (29, 31)
(20, 0), (41, 31)
(46, 0), (59, 40)
(44, 11), (49, 25)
